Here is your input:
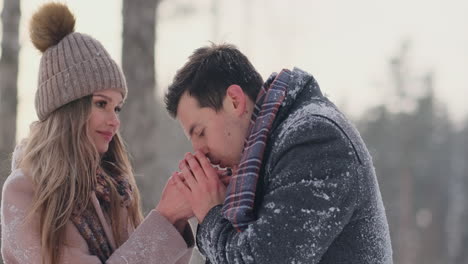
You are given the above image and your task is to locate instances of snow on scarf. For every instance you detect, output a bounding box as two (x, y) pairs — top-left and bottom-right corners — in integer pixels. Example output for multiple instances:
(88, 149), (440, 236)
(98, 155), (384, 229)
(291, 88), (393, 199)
(222, 69), (291, 231)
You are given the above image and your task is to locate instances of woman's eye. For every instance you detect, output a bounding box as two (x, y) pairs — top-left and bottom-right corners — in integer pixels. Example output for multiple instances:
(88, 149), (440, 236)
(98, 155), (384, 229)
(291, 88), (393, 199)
(115, 106), (122, 113)
(199, 129), (205, 137)
(95, 100), (107, 108)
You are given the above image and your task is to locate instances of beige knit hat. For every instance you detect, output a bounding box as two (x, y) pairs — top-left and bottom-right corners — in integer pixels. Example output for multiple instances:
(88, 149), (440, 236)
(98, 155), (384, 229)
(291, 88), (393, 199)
(30, 3), (127, 121)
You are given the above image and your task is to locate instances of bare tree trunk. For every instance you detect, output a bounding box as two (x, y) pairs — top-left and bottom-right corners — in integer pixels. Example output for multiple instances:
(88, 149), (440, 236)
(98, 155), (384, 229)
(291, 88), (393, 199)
(0, 1), (20, 263)
(391, 42), (417, 264)
(447, 131), (468, 264)
(397, 168), (416, 264)
(121, 0), (162, 212)
(0, 0), (20, 180)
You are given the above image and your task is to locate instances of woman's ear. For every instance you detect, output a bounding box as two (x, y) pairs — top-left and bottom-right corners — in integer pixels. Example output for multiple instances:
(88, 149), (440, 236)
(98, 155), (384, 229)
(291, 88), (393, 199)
(225, 85), (247, 116)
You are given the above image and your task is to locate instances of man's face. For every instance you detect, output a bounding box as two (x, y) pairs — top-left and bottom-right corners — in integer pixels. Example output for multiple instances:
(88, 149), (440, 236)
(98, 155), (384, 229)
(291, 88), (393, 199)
(176, 91), (250, 169)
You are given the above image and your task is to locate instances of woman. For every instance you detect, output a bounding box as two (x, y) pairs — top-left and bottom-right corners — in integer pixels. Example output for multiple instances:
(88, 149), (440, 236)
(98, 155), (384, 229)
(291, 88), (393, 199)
(1, 3), (193, 264)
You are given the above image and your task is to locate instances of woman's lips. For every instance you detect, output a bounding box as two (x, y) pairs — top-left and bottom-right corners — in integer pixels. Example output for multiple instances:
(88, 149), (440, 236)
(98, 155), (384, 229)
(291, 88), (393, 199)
(98, 131), (113, 142)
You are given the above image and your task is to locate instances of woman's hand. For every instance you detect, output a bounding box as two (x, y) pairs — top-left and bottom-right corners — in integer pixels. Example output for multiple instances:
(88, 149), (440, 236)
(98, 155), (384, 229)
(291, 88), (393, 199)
(156, 173), (194, 226)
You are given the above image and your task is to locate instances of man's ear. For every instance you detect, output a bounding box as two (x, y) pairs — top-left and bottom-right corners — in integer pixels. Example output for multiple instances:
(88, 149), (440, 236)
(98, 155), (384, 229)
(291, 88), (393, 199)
(225, 84), (247, 116)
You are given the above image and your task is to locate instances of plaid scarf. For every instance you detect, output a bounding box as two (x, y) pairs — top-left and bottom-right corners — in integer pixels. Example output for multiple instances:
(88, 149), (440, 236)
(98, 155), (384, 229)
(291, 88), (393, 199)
(222, 69), (291, 231)
(71, 169), (132, 262)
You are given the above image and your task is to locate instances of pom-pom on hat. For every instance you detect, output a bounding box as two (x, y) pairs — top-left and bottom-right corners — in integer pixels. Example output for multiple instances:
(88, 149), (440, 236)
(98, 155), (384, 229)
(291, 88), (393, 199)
(30, 3), (127, 121)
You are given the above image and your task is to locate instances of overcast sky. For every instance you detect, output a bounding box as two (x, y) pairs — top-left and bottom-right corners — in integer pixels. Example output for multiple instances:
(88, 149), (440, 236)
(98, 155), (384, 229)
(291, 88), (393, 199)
(2, 0), (467, 140)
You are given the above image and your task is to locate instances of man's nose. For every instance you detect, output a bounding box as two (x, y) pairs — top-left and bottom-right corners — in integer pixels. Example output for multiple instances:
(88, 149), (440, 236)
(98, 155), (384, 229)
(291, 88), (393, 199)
(191, 140), (207, 153)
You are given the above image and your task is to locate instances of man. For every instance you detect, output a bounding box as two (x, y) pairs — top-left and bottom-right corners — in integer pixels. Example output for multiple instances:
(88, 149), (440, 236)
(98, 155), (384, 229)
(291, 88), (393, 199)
(165, 43), (393, 263)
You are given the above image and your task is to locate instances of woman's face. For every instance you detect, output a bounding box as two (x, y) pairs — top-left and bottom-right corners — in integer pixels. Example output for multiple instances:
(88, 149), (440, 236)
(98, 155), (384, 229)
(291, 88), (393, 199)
(88, 89), (123, 154)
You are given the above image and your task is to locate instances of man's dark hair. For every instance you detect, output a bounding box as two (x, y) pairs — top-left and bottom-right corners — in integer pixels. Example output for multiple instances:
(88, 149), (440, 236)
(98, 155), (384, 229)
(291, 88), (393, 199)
(165, 43), (264, 118)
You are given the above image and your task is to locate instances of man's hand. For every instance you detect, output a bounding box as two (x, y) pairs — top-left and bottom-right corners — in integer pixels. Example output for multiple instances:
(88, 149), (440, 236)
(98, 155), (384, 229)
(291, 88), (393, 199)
(175, 151), (227, 223)
(156, 173), (194, 228)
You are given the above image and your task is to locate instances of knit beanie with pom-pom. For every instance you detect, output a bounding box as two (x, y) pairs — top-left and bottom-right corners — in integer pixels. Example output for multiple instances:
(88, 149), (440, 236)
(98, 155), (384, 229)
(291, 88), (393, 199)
(30, 3), (127, 121)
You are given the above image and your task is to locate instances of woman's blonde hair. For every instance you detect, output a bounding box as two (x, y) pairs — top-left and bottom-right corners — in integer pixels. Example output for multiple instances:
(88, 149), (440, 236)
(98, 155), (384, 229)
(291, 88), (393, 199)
(19, 96), (143, 264)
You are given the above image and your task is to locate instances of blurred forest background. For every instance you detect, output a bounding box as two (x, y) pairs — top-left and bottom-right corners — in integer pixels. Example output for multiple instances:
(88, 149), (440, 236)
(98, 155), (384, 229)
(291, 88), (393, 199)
(1, 0), (467, 263)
